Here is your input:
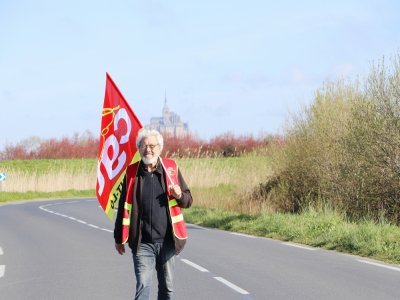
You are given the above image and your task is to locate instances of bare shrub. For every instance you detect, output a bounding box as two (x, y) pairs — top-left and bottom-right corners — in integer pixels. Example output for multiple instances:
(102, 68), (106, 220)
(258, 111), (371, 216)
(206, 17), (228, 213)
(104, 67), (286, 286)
(340, 56), (400, 222)
(261, 53), (400, 223)
(154, 132), (276, 158)
(267, 80), (358, 212)
(0, 131), (98, 160)
(1, 132), (278, 160)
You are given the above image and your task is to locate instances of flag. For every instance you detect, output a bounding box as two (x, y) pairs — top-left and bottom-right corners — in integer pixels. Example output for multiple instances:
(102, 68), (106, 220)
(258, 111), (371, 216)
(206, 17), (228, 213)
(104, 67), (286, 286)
(96, 73), (142, 220)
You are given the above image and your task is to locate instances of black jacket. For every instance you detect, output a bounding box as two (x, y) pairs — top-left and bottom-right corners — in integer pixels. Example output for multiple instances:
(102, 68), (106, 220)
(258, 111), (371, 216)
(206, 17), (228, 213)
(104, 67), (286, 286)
(114, 158), (193, 255)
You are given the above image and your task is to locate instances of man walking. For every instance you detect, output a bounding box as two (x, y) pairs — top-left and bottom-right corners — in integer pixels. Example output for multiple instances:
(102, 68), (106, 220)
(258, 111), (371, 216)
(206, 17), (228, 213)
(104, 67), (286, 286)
(114, 128), (193, 300)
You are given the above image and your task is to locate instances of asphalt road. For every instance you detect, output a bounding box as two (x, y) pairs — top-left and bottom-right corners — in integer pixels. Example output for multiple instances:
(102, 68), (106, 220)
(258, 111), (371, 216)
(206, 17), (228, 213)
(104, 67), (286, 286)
(0, 198), (399, 300)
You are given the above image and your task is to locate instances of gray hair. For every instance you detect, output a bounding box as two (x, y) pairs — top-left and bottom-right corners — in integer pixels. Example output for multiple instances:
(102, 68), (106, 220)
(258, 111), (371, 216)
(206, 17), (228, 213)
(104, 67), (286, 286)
(136, 128), (164, 151)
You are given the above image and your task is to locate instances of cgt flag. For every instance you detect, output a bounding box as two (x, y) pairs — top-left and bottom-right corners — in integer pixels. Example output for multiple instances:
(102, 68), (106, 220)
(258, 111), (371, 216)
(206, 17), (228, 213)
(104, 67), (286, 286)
(96, 73), (142, 220)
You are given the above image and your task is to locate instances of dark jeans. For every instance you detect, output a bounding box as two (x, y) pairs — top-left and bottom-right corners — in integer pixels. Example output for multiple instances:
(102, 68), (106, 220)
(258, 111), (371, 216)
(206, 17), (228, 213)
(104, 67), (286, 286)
(133, 241), (175, 300)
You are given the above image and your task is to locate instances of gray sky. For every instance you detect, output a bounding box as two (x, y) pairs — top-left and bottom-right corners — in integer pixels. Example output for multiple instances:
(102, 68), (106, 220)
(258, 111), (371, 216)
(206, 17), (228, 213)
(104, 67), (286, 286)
(1, 0), (399, 148)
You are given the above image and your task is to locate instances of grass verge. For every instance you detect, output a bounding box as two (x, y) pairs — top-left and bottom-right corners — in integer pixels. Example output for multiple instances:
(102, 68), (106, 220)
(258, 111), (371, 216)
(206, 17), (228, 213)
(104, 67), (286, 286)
(0, 189), (95, 203)
(184, 206), (400, 265)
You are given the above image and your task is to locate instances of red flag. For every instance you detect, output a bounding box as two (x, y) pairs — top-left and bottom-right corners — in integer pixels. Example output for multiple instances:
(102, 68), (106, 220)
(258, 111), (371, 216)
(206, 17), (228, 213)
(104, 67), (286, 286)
(96, 73), (142, 220)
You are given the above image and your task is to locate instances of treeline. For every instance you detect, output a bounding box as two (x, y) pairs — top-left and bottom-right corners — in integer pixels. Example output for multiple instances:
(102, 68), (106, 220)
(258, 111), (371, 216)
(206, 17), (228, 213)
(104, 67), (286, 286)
(0, 132), (98, 160)
(0, 131), (280, 160)
(257, 54), (400, 224)
(163, 133), (282, 158)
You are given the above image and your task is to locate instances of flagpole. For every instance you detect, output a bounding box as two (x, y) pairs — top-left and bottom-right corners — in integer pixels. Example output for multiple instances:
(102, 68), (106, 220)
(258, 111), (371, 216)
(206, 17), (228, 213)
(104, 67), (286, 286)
(159, 158), (175, 186)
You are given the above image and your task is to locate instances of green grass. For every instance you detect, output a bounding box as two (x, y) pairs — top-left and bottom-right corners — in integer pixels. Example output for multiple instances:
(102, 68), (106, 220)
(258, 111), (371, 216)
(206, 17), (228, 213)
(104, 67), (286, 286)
(184, 206), (400, 265)
(0, 189), (95, 203)
(0, 158), (97, 174)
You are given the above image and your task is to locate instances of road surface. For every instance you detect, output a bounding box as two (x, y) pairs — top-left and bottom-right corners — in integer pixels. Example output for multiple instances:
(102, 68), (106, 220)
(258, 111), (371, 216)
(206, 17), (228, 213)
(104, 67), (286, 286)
(1, 198), (399, 299)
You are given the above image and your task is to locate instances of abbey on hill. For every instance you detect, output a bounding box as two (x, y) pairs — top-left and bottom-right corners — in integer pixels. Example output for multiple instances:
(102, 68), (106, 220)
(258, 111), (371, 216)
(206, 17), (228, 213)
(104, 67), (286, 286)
(146, 92), (189, 138)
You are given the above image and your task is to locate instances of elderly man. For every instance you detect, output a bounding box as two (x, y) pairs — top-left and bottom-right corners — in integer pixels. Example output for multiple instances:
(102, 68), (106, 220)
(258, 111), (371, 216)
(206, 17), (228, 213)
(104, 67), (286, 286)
(114, 128), (193, 300)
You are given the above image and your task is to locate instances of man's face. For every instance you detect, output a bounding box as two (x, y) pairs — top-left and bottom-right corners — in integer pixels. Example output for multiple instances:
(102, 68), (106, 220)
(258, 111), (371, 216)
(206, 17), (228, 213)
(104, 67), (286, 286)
(139, 136), (161, 165)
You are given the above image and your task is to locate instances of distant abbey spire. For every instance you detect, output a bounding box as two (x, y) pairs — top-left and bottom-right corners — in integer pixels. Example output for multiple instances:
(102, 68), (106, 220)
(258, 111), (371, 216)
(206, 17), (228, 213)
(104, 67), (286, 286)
(146, 90), (189, 138)
(163, 89), (169, 115)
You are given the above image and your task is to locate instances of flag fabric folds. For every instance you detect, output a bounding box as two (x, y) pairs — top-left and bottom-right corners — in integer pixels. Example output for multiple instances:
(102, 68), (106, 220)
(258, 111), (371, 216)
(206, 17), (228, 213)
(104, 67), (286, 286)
(96, 73), (142, 220)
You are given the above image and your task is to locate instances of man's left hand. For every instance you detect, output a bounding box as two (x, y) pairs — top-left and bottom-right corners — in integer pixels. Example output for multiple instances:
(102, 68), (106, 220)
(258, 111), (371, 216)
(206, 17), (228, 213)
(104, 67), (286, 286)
(169, 185), (182, 199)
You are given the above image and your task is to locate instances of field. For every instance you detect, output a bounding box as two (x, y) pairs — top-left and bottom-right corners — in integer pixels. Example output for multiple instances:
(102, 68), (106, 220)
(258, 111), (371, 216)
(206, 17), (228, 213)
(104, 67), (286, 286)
(0, 156), (272, 214)
(0, 159), (97, 193)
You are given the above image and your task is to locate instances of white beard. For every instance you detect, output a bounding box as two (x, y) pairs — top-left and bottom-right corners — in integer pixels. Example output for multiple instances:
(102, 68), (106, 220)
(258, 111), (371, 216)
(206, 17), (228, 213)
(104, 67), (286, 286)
(142, 156), (158, 165)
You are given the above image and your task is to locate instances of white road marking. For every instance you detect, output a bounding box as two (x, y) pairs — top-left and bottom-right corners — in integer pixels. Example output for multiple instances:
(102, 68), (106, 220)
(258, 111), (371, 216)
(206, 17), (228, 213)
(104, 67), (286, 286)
(282, 242), (317, 251)
(0, 247), (6, 278)
(181, 259), (209, 272)
(213, 276), (250, 295)
(39, 203), (110, 233)
(39, 201), (253, 297)
(231, 232), (256, 238)
(0, 247), (4, 278)
(180, 258), (251, 296)
(358, 259), (400, 272)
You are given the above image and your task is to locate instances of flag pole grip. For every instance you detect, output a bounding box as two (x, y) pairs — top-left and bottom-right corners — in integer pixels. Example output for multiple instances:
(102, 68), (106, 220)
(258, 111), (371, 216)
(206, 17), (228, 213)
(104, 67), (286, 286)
(159, 158), (175, 186)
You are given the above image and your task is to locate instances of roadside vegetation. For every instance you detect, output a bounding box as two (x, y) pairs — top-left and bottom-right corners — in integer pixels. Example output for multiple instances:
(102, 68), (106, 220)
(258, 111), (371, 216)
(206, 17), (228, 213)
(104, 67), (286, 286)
(0, 190), (94, 202)
(0, 159), (96, 193)
(257, 54), (400, 225)
(184, 207), (400, 264)
(1, 53), (399, 264)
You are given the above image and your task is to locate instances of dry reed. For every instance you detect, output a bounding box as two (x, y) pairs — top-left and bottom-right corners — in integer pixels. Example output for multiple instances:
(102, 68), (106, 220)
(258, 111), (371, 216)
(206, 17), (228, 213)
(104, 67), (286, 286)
(1, 155), (273, 215)
(1, 167), (96, 192)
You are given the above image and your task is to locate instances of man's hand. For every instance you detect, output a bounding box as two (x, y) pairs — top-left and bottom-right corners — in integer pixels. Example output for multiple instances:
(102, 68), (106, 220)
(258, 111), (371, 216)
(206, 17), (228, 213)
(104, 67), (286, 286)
(115, 243), (125, 255)
(169, 184), (182, 200)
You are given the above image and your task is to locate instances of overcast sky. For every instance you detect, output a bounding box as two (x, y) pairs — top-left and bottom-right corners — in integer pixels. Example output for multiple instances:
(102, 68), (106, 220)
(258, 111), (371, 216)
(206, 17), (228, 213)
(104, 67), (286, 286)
(1, 0), (399, 148)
